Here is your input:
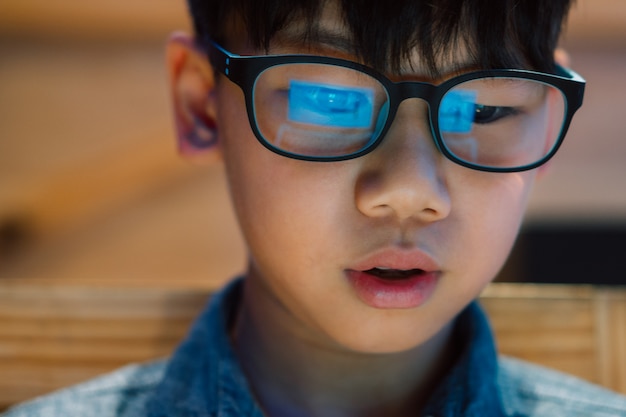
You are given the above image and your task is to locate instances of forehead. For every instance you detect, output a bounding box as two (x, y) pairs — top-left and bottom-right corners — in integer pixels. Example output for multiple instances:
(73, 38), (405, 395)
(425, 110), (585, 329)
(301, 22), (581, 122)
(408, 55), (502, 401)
(234, 1), (478, 81)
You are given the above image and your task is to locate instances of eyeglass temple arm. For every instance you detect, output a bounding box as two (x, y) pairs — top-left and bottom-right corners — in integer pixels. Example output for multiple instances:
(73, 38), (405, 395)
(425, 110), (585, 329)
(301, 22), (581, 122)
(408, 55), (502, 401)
(554, 64), (586, 111)
(204, 40), (235, 78)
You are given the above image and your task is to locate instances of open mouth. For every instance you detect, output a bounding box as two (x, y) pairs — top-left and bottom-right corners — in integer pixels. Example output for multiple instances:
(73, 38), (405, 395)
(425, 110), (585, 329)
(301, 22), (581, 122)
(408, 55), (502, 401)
(346, 267), (438, 308)
(364, 268), (425, 280)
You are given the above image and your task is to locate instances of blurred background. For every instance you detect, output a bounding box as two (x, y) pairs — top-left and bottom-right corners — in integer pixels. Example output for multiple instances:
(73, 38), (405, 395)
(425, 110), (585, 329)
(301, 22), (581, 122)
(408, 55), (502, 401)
(1, 0), (625, 288)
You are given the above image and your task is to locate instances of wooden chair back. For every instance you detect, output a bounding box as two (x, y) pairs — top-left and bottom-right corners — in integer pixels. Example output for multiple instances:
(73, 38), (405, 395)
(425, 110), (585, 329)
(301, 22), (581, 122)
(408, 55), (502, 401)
(1, 282), (625, 410)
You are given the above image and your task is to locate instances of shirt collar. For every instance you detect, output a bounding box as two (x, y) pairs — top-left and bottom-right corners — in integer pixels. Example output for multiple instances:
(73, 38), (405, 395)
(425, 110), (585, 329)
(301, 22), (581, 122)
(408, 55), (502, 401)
(146, 278), (264, 417)
(146, 279), (505, 417)
(421, 302), (507, 417)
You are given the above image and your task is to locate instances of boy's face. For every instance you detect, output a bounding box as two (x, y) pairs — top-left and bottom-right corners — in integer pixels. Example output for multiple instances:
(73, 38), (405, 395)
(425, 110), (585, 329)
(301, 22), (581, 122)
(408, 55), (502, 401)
(168, 5), (539, 354)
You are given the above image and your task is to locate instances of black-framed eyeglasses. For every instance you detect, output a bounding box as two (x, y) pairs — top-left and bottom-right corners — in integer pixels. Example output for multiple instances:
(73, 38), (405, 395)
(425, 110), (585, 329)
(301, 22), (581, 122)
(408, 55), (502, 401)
(205, 40), (585, 173)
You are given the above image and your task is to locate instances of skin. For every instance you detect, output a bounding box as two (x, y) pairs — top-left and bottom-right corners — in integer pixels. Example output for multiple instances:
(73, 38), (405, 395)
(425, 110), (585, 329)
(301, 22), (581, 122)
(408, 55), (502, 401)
(166, 6), (548, 416)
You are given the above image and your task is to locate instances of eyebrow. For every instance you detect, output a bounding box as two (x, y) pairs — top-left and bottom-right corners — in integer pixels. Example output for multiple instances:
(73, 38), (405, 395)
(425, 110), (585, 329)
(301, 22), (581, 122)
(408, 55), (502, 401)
(271, 26), (357, 56)
(270, 26), (479, 81)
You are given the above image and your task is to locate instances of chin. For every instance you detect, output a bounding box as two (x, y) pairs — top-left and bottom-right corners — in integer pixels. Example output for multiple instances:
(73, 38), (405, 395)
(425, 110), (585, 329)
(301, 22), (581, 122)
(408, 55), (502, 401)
(325, 316), (451, 356)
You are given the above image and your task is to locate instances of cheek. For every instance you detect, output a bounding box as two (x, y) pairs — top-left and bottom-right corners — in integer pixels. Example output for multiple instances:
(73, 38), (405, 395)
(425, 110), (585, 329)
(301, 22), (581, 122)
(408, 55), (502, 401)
(220, 122), (350, 277)
(455, 170), (536, 279)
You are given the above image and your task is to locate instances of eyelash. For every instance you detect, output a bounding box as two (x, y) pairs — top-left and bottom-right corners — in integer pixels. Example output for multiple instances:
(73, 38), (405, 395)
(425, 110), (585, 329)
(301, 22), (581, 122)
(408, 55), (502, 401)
(473, 105), (520, 124)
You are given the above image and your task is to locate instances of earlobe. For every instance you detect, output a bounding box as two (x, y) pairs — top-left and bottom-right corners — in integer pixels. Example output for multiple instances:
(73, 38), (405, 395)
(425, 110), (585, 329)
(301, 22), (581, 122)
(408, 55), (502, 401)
(166, 32), (222, 163)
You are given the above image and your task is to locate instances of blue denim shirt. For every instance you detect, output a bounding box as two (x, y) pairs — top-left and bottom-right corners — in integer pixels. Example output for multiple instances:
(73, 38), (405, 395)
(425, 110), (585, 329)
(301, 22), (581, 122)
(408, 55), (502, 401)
(4, 278), (626, 417)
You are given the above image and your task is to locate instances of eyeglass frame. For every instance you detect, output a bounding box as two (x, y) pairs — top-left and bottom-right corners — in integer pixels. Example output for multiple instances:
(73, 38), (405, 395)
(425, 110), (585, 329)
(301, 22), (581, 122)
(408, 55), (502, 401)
(204, 39), (586, 173)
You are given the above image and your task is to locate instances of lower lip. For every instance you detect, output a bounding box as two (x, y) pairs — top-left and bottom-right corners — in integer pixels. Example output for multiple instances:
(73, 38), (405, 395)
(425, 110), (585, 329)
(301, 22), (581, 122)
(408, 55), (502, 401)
(345, 270), (439, 309)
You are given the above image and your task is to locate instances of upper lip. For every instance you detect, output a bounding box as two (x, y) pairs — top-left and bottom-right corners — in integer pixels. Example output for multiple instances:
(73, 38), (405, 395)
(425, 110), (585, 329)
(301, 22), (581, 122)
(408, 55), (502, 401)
(347, 247), (441, 273)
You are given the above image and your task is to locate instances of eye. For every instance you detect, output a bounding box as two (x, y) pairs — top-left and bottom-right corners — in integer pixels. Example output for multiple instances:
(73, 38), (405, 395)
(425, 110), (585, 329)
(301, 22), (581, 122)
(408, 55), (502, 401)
(473, 104), (519, 124)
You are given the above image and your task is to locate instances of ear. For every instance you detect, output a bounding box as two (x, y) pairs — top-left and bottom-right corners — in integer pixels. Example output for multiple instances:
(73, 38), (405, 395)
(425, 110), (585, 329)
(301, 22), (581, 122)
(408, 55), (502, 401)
(166, 32), (222, 164)
(554, 47), (571, 68)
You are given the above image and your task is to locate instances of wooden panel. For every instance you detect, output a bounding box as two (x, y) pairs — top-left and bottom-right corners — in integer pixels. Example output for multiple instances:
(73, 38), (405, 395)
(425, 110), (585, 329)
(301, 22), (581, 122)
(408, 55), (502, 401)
(0, 285), (211, 409)
(1, 283), (625, 410)
(481, 285), (599, 384)
(481, 284), (626, 392)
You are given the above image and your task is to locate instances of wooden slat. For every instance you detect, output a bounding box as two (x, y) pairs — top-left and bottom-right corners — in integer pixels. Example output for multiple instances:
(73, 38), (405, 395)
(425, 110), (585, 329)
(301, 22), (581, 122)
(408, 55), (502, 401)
(595, 289), (626, 394)
(0, 317), (191, 339)
(0, 287), (209, 319)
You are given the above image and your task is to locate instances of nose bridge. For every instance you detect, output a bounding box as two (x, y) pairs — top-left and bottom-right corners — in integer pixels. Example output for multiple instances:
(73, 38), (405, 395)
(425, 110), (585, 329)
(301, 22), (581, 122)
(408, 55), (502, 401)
(396, 81), (437, 106)
(388, 81), (439, 154)
(388, 81), (439, 148)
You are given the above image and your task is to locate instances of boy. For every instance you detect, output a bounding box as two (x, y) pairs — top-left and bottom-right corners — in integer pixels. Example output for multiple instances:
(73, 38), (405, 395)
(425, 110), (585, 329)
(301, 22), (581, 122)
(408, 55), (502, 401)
(4, 0), (626, 416)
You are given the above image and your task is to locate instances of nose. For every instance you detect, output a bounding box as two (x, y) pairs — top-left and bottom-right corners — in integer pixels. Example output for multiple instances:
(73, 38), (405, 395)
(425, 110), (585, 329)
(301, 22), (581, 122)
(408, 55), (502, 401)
(354, 100), (451, 224)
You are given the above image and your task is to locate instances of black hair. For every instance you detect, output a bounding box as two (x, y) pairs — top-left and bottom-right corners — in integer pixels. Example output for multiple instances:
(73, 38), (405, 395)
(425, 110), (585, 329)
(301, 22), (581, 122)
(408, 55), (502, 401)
(186, 0), (574, 77)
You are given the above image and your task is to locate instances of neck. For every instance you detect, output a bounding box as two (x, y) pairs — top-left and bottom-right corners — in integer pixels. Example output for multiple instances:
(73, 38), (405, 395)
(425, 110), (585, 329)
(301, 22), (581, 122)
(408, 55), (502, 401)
(231, 279), (459, 417)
